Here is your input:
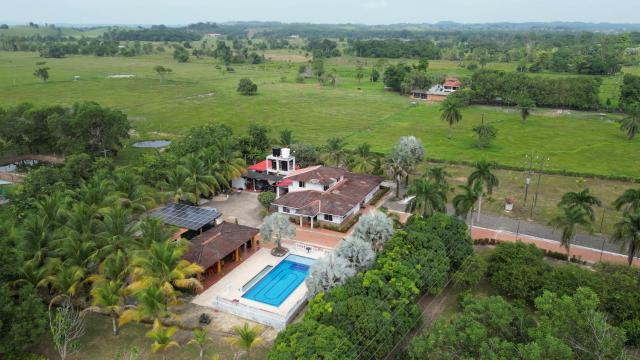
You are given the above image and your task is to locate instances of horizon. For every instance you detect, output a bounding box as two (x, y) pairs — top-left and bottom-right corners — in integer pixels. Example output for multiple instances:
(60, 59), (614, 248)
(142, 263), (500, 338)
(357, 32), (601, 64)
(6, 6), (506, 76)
(2, 0), (639, 27)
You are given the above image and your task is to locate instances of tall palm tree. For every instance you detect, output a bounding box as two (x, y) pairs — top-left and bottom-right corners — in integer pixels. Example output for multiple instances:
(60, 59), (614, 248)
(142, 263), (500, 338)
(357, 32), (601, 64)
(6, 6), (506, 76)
(113, 167), (156, 214)
(132, 216), (172, 250)
(453, 181), (483, 229)
(611, 211), (640, 266)
(549, 206), (592, 258)
(96, 206), (135, 263)
(426, 166), (451, 193)
(613, 188), (640, 214)
(322, 137), (347, 166)
(181, 154), (219, 204)
(90, 280), (126, 336)
(559, 188), (602, 221)
(188, 327), (213, 359)
(161, 166), (191, 203)
(21, 214), (58, 266)
(350, 143), (377, 174)
(38, 260), (86, 304)
(146, 319), (179, 360)
(128, 240), (203, 300)
(213, 138), (246, 181)
(405, 178), (447, 217)
(620, 104), (640, 140)
(73, 177), (117, 211)
(227, 323), (263, 359)
(440, 96), (463, 139)
(467, 160), (500, 222)
(385, 155), (407, 199)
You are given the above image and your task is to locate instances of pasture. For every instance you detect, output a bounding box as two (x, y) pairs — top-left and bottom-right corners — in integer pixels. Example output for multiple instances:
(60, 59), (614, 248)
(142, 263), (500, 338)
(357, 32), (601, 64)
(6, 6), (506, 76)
(0, 51), (638, 179)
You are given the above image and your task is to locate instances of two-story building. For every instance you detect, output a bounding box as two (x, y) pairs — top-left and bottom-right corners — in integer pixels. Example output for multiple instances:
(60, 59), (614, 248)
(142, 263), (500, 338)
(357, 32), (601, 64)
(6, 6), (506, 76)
(272, 166), (383, 228)
(233, 148), (297, 191)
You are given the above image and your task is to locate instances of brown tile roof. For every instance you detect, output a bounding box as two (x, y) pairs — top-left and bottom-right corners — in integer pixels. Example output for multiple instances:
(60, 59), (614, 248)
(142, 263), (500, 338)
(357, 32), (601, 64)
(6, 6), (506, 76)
(273, 172), (383, 216)
(183, 222), (259, 269)
(286, 166), (347, 186)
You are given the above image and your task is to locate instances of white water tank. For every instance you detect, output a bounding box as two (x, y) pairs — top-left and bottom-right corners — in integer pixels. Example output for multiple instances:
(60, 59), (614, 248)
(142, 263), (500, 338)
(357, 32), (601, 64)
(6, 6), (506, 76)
(281, 148), (291, 158)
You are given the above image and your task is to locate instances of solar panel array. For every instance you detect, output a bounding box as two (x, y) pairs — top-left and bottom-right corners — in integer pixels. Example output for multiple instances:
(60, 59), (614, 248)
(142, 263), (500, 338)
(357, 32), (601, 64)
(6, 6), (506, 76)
(151, 203), (221, 230)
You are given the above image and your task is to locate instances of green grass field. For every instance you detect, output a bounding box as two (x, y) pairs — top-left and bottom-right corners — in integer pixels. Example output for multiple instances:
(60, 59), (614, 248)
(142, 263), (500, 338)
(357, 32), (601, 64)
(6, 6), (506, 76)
(0, 51), (639, 178)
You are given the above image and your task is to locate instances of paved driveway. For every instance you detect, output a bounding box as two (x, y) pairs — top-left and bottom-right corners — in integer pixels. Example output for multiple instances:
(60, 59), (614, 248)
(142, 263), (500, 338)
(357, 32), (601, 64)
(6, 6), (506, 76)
(205, 190), (263, 228)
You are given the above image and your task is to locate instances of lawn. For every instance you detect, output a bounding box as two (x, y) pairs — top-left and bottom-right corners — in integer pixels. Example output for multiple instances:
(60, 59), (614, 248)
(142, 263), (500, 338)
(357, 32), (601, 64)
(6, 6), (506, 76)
(33, 313), (268, 360)
(0, 51), (639, 178)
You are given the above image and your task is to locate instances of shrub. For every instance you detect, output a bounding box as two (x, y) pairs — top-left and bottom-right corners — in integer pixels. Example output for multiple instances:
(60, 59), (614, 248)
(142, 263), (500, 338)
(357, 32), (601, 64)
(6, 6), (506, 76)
(237, 78), (257, 95)
(257, 191), (276, 208)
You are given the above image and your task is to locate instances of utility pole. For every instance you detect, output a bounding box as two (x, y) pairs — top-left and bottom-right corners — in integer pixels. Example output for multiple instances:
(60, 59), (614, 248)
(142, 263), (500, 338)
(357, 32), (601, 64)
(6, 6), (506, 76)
(599, 207), (607, 234)
(523, 153), (534, 205)
(529, 156), (548, 219)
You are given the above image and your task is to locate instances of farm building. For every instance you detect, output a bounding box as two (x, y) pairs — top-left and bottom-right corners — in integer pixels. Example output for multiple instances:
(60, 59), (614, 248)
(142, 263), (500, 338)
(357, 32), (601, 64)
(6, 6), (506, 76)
(412, 77), (462, 101)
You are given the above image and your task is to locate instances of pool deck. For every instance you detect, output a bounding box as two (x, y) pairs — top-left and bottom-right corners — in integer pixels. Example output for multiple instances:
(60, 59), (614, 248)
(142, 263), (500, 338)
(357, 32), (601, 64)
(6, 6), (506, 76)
(192, 245), (327, 329)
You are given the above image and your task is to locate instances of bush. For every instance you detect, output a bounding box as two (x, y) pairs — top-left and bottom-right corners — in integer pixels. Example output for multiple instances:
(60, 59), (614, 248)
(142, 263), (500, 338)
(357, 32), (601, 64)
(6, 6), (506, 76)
(369, 186), (389, 206)
(258, 191), (276, 208)
(321, 213), (361, 233)
(237, 78), (258, 95)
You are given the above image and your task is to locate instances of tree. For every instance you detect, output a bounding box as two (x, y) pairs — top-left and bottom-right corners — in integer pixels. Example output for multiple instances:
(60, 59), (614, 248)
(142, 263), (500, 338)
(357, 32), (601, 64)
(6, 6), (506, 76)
(549, 206), (592, 258)
(383, 63), (411, 91)
(90, 280), (126, 336)
(290, 143), (319, 168)
(49, 299), (86, 360)
(416, 58), (429, 72)
(322, 137), (346, 166)
(0, 283), (47, 360)
(534, 287), (627, 359)
(355, 63), (364, 83)
(172, 45), (189, 62)
(467, 160), (499, 222)
(405, 178), (447, 218)
(212, 137), (246, 181)
(518, 96), (535, 122)
(70, 101), (131, 154)
(352, 210), (395, 251)
(440, 96), (464, 139)
(311, 58), (325, 80)
(620, 102), (640, 140)
(559, 188), (602, 221)
(349, 143), (377, 174)
(188, 327), (212, 360)
(370, 68), (380, 82)
(248, 123), (271, 154)
(453, 181), (482, 228)
(34, 66), (50, 82)
(267, 319), (356, 359)
(613, 188), (640, 214)
(181, 154), (220, 203)
(452, 254), (487, 289)
(260, 213), (295, 256)
(279, 129), (295, 147)
(146, 319), (179, 360)
(396, 136), (425, 184)
(153, 65), (172, 82)
(228, 323), (263, 359)
(611, 210), (640, 266)
(258, 191), (276, 209)
(237, 78), (258, 95)
(425, 166), (450, 192)
(335, 236), (376, 272)
(472, 117), (498, 148)
(306, 253), (356, 297)
(385, 152), (407, 199)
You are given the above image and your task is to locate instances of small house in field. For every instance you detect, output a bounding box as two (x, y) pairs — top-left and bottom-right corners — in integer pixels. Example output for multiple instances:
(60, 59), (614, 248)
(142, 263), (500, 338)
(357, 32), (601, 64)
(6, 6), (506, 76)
(412, 77), (462, 102)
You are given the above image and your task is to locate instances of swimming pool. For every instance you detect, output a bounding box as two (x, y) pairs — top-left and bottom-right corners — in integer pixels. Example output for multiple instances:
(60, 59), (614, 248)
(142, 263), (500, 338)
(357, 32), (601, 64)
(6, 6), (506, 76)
(242, 254), (314, 307)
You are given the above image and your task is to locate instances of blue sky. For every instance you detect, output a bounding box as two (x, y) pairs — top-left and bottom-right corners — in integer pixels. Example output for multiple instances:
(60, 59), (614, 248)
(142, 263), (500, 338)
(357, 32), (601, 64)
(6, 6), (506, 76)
(2, 0), (639, 25)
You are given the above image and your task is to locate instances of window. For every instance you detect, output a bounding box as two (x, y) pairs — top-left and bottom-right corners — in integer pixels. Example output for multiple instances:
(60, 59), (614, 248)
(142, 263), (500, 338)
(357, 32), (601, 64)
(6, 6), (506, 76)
(323, 214), (333, 221)
(323, 184), (330, 191)
(299, 181), (305, 188)
(282, 207), (290, 213)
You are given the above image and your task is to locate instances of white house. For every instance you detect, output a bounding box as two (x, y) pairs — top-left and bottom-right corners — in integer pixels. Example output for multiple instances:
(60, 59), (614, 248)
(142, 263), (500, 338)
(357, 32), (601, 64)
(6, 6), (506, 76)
(272, 166), (383, 228)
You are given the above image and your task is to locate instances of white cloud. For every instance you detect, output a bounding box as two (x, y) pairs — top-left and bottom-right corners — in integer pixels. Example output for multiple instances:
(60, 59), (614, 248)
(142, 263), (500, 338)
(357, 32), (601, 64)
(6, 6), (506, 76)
(362, 0), (388, 9)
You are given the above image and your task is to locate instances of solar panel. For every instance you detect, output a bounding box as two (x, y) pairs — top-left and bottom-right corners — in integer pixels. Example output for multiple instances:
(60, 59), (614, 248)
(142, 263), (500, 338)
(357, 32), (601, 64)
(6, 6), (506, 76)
(151, 203), (221, 230)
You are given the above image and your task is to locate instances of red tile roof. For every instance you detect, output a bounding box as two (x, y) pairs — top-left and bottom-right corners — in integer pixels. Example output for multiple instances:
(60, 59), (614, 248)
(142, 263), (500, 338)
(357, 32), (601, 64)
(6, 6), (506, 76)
(248, 160), (269, 172)
(444, 78), (462, 88)
(286, 166), (347, 186)
(183, 222), (259, 269)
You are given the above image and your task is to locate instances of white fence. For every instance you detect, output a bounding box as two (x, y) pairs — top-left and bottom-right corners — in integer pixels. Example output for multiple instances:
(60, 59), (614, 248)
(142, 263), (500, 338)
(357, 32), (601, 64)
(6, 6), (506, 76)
(213, 296), (307, 330)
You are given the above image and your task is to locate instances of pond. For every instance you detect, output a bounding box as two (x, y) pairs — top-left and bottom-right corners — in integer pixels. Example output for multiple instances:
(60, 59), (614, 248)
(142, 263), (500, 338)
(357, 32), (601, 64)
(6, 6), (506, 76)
(132, 140), (171, 149)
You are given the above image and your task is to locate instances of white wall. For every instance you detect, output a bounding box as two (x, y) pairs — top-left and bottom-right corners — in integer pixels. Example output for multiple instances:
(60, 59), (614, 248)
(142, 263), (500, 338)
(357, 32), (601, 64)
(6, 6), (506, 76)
(363, 185), (381, 204)
(288, 181), (325, 193)
(232, 178), (246, 190)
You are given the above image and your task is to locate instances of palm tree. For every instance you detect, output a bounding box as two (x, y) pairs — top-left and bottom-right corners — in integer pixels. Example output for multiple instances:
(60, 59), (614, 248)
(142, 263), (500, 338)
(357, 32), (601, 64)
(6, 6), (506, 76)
(96, 206), (135, 263)
(453, 181), (483, 229)
(34, 191), (69, 227)
(113, 167), (156, 214)
(405, 178), (447, 217)
(322, 137), (346, 166)
(21, 214), (58, 266)
(350, 143), (377, 174)
(467, 160), (500, 222)
(227, 323), (263, 359)
(38, 260), (86, 304)
(611, 211), (640, 266)
(90, 280), (126, 336)
(213, 138), (246, 181)
(613, 188), (640, 214)
(146, 319), (179, 360)
(161, 166), (191, 203)
(426, 166), (451, 193)
(132, 216), (172, 250)
(559, 188), (602, 221)
(279, 129), (295, 147)
(517, 97), (535, 122)
(440, 96), (463, 139)
(128, 240), (203, 300)
(188, 327), (213, 359)
(73, 177), (117, 210)
(181, 154), (219, 204)
(119, 285), (172, 326)
(620, 104), (640, 140)
(385, 155), (407, 199)
(549, 206), (592, 258)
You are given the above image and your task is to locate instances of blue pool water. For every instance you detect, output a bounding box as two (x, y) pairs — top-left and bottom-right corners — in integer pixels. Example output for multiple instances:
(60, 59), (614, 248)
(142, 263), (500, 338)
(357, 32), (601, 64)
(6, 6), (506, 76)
(242, 255), (314, 307)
